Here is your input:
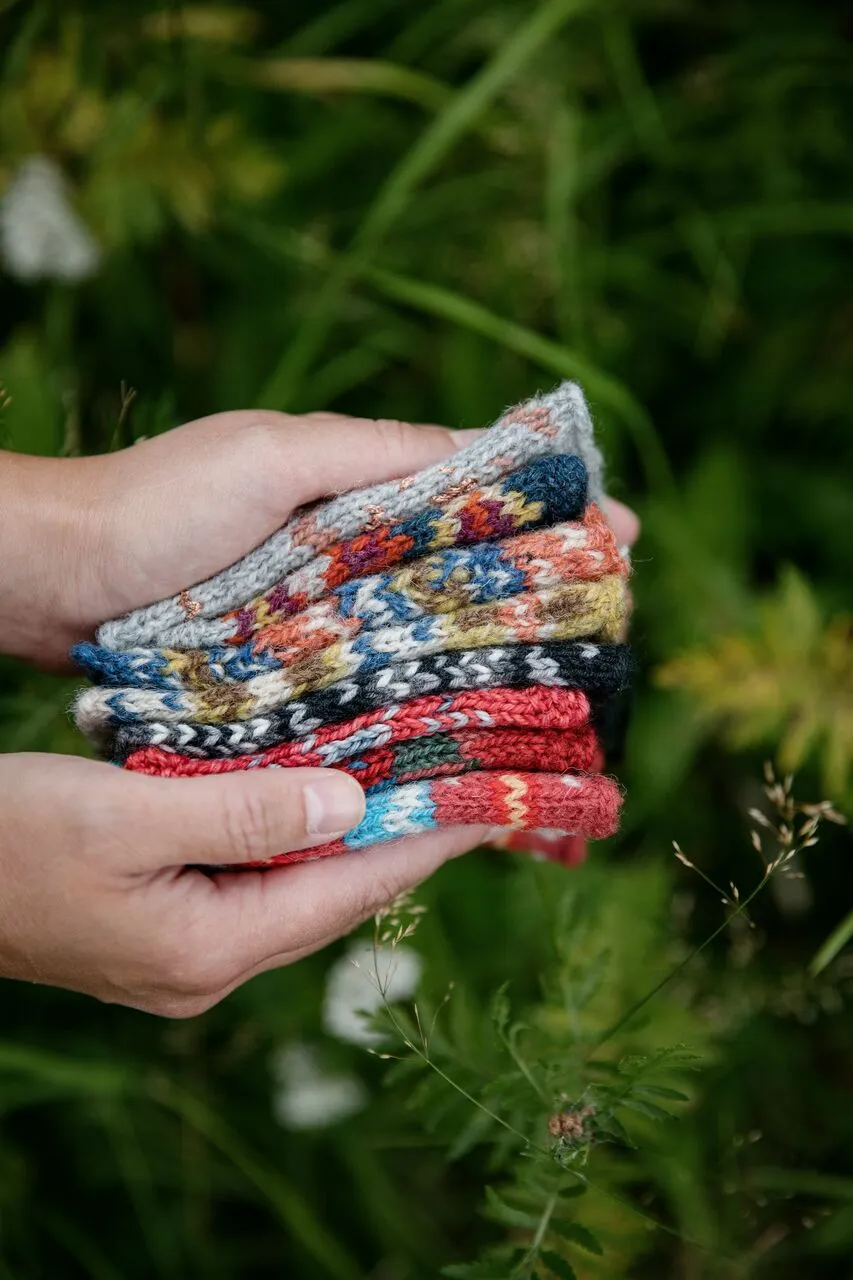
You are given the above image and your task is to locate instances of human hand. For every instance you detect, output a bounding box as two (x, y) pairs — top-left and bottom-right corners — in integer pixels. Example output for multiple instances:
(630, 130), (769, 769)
(0, 408), (638, 1012)
(0, 410), (474, 669)
(0, 750), (490, 1014)
(0, 407), (639, 668)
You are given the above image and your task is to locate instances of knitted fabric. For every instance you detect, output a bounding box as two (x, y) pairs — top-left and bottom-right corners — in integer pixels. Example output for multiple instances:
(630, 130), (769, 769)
(123, 685), (593, 774)
(178, 499), (621, 657)
(237, 772), (622, 866)
(73, 577), (627, 734)
(73, 506), (624, 688)
(119, 455), (590, 654)
(109, 642), (633, 760)
(98, 382), (602, 651)
(125, 722), (599, 788)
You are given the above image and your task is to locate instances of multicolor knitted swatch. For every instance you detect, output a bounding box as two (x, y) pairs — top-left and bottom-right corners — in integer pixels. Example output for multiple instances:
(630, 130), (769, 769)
(109, 641), (633, 760)
(130, 454), (590, 653)
(97, 382), (603, 651)
(124, 685), (594, 776)
(73, 575), (626, 726)
(238, 772), (622, 867)
(72, 381), (634, 863)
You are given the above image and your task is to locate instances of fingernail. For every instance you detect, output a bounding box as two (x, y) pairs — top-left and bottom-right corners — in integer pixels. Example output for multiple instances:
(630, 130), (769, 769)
(449, 428), (486, 449)
(303, 775), (366, 835)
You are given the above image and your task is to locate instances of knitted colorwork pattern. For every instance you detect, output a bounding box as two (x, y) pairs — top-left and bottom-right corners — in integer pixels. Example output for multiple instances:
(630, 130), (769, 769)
(73, 577), (627, 734)
(98, 382), (602, 651)
(138, 454), (589, 653)
(125, 722), (599, 788)
(73, 505), (624, 685)
(109, 642), (632, 760)
(239, 772), (622, 866)
(123, 684), (593, 774)
(203, 498), (619, 659)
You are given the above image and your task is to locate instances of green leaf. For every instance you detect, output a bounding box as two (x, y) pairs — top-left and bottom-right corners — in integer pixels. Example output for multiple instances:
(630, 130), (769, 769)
(635, 1084), (690, 1102)
(810, 908), (853, 976)
(484, 1186), (541, 1230)
(490, 983), (511, 1036)
(539, 1251), (578, 1279)
(619, 1096), (675, 1122)
(549, 1222), (604, 1255)
(0, 331), (64, 456)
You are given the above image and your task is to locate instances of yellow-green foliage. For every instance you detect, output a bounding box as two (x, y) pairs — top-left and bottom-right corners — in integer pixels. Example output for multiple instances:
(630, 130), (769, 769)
(659, 567), (853, 804)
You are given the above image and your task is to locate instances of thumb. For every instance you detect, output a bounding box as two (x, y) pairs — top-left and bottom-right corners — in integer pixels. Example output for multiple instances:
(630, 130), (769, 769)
(124, 766), (367, 868)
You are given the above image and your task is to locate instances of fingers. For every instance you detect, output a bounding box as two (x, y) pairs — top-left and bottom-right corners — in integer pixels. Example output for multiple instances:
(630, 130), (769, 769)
(263, 411), (481, 510)
(116, 826), (488, 1019)
(199, 825), (491, 989)
(119, 766), (367, 870)
(602, 496), (640, 548)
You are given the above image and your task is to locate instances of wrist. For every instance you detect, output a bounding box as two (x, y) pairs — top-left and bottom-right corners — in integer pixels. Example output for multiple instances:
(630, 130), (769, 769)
(0, 452), (109, 668)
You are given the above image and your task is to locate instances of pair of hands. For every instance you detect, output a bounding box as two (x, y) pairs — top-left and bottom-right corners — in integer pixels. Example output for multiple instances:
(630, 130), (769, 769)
(0, 409), (639, 1016)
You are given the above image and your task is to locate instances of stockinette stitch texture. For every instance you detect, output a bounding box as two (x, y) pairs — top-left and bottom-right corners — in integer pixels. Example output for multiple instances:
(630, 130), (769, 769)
(236, 772), (622, 866)
(73, 576), (627, 735)
(173, 499), (622, 658)
(123, 685), (593, 775)
(118, 454), (589, 654)
(124, 723), (599, 786)
(98, 382), (602, 651)
(109, 642), (633, 760)
(73, 505), (623, 687)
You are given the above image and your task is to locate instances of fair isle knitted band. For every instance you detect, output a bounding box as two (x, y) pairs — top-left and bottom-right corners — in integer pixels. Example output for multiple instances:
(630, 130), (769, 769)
(73, 578), (627, 734)
(73, 507), (623, 686)
(109, 643), (633, 760)
(231, 503), (624, 657)
(124, 722), (599, 786)
(117, 454), (589, 654)
(76, 565), (625, 689)
(123, 685), (593, 774)
(97, 382), (602, 651)
(237, 771), (622, 867)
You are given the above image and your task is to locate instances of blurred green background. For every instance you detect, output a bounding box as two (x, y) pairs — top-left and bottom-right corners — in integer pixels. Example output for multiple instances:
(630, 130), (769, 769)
(1, 1), (853, 1276)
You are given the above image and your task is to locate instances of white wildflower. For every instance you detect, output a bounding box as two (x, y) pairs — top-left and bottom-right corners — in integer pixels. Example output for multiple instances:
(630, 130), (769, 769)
(322, 941), (423, 1046)
(270, 1042), (367, 1131)
(0, 156), (100, 283)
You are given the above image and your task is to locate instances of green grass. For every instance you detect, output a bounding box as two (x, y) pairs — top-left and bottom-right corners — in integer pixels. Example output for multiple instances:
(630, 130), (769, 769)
(1, 0), (853, 1276)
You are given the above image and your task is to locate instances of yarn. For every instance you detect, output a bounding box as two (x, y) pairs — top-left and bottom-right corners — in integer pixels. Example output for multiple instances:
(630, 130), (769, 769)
(124, 723), (599, 788)
(98, 384), (602, 651)
(204, 500), (622, 657)
(236, 772), (622, 866)
(72, 381), (633, 864)
(109, 642), (633, 760)
(119, 454), (590, 654)
(123, 685), (594, 774)
(73, 576), (627, 734)
(73, 505), (623, 686)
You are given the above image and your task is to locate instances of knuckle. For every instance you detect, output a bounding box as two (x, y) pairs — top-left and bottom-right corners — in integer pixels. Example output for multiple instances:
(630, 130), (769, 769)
(240, 415), (294, 465)
(357, 866), (406, 920)
(372, 417), (415, 468)
(222, 785), (279, 862)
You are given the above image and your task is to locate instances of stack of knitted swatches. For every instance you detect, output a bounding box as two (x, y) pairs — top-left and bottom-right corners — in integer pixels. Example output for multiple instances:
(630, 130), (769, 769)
(72, 382), (634, 867)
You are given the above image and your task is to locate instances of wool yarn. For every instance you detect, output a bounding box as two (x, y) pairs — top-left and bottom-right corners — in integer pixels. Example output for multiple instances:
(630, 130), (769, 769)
(73, 506), (623, 686)
(109, 642), (633, 760)
(191, 500), (622, 656)
(73, 576), (627, 735)
(118, 454), (590, 655)
(98, 383), (602, 651)
(125, 722), (599, 789)
(123, 685), (593, 774)
(236, 772), (622, 866)
(72, 381), (633, 863)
